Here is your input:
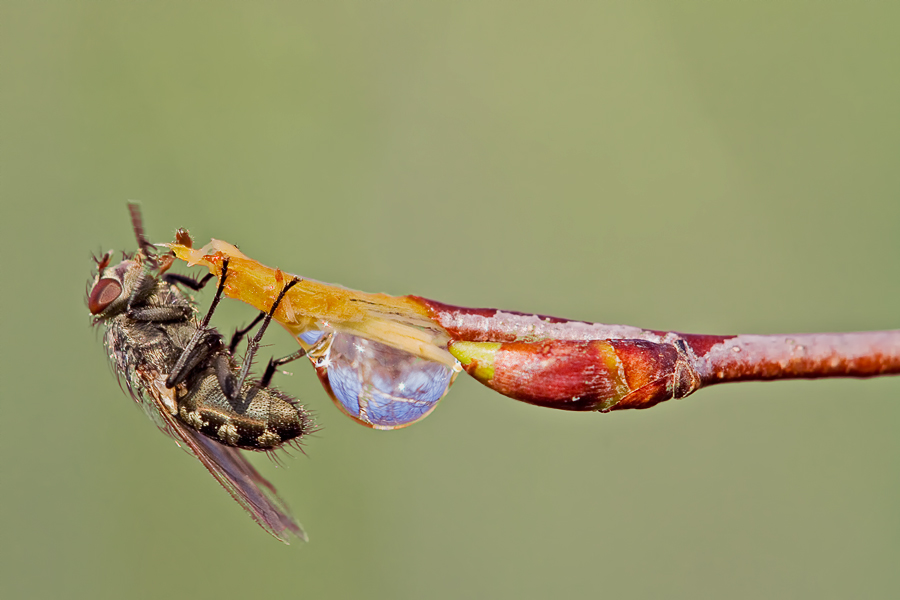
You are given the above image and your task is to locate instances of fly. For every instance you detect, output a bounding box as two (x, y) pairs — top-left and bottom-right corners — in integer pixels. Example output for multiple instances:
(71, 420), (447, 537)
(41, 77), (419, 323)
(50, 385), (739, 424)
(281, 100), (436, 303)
(87, 203), (313, 542)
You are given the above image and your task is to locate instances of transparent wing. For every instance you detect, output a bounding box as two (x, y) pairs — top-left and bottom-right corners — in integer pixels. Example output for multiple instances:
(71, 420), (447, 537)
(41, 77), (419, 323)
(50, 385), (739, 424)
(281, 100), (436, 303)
(144, 376), (306, 543)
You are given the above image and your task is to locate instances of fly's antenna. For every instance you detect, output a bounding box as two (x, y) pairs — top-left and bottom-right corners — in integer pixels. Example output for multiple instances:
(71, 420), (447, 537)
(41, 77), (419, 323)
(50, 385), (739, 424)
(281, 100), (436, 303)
(126, 202), (162, 305)
(127, 202), (159, 268)
(91, 251), (111, 272)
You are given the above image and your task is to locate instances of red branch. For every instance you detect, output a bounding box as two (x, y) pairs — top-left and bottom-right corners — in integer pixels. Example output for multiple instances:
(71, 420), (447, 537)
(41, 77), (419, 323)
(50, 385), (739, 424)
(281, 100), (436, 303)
(415, 298), (900, 411)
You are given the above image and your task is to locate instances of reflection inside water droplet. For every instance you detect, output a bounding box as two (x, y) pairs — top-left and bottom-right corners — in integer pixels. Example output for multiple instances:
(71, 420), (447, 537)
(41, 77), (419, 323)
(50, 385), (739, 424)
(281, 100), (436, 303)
(298, 329), (325, 345)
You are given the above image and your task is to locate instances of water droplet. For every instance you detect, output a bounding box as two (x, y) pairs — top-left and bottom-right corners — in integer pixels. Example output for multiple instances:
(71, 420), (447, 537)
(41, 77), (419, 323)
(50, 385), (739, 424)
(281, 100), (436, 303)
(315, 332), (460, 429)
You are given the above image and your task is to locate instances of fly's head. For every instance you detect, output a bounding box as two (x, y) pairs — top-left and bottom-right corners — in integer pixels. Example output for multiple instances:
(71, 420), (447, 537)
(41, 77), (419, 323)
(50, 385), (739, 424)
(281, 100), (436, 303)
(89, 203), (181, 322)
(87, 251), (132, 318)
(87, 249), (164, 322)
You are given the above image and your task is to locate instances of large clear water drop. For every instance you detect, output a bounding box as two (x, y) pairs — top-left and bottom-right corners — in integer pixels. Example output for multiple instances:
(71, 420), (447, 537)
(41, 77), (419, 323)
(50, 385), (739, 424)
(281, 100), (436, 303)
(310, 331), (459, 429)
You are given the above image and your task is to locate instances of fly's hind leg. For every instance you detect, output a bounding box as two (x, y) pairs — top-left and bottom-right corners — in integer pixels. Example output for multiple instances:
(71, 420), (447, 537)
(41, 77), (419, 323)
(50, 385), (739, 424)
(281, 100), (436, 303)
(260, 349), (309, 388)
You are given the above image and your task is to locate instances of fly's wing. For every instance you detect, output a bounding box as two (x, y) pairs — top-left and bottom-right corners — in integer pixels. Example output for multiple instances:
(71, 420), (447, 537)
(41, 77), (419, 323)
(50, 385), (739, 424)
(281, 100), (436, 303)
(143, 379), (306, 543)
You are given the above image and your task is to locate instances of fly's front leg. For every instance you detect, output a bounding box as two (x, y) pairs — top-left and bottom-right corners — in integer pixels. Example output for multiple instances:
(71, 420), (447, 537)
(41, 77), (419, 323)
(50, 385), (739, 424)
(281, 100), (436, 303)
(127, 303), (194, 323)
(163, 272), (215, 291)
(125, 268), (193, 322)
(166, 259), (231, 389)
(128, 269), (213, 323)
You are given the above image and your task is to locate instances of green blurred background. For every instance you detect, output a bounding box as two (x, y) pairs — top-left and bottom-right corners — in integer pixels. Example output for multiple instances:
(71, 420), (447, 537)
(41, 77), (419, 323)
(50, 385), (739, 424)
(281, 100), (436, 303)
(2, 2), (898, 598)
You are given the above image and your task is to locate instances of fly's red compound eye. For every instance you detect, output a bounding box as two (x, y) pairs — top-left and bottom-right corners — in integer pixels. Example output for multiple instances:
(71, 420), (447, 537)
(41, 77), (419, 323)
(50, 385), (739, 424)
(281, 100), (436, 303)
(89, 278), (123, 314)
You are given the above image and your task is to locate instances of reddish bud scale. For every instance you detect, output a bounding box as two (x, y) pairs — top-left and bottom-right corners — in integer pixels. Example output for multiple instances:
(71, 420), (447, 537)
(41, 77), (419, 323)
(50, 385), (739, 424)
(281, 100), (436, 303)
(449, 338), (701, 411)
(469, 339), (627, 411)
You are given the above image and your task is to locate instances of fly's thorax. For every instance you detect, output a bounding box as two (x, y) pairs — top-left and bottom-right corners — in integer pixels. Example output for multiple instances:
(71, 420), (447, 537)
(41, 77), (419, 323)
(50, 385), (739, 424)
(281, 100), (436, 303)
(106, 313), (191, 373)
(177, 374), (311, 450)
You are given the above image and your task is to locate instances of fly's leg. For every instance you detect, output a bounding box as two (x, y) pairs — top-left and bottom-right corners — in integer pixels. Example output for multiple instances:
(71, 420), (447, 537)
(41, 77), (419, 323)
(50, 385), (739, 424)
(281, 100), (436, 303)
(260, 349), (308, 388)
(216, 311), (267, 399)
(231, 276), (302, 397)
(127, 263), (211, 324)
(126, 254), (212, 322)
(127, 303), (194, 322)
(229, 312), (266, 354)
(193, 258), (229, 332)
(125, 270), (193, 322)
(163, 272), (215, 291)
(165, 259), (231, 389)
(124, 262), (195, 322)
(222, 347), (307, 414)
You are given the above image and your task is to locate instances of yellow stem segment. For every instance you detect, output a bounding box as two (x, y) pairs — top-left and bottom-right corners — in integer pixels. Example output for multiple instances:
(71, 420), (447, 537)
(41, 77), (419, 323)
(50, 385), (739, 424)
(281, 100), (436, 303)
(167, 240), (456, 366)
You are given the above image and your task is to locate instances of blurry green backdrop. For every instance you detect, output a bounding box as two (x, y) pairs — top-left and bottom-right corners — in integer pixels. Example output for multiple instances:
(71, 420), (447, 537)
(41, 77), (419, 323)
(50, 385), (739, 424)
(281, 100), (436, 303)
(2, 2), (898, 599)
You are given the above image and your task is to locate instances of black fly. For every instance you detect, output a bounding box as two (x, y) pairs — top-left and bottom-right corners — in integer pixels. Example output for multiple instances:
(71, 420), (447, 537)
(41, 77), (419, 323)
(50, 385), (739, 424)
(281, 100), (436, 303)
(88, 204), (313, 542)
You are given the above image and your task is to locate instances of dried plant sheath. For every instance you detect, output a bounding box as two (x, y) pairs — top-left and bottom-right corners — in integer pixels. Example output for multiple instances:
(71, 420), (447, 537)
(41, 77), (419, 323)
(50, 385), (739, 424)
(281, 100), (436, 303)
(169, 239), (900, 418)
